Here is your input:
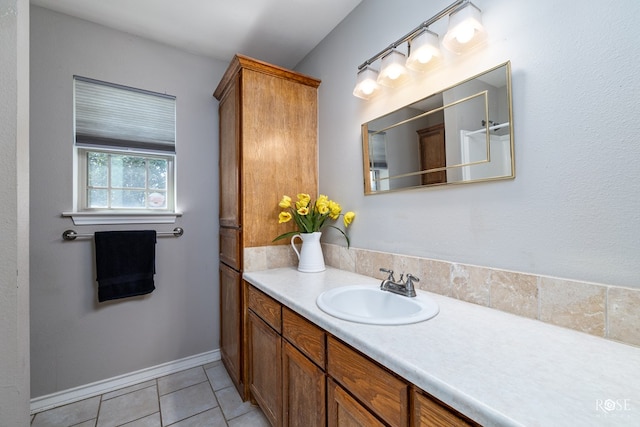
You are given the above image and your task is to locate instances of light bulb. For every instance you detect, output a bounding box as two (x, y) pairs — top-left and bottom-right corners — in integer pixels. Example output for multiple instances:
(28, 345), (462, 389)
(406, 29), (441, 72)
(386, 65), (402, 80)
(455, 24), (475, 44)
(377, 49), (410, 87)
(416, 50), (433, 64)
(361, 81), (376, 95)
(353, 66), (380, 99)
(442, 2), (486, 54)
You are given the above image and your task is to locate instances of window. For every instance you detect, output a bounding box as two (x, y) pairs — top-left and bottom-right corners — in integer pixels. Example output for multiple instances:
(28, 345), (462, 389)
(79, 149), (173, 210)
(68, 76), (178, 224)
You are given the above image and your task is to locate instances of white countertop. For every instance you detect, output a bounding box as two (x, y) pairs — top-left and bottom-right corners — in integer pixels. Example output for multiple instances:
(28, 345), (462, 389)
(243, 267), (640, 427)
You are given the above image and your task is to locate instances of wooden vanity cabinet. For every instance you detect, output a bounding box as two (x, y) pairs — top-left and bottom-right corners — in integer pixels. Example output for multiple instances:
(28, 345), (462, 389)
(246, 284), (477, 427)
(248, 285), (326, 427)
(214, 54), (320, 399)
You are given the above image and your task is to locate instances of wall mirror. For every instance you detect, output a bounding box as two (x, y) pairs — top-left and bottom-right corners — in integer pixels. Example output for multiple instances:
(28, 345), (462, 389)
(362, 61), (514, 194)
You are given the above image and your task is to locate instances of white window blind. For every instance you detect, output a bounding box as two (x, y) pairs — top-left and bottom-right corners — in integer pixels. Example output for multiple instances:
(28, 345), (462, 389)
(74, 76), (176, 153)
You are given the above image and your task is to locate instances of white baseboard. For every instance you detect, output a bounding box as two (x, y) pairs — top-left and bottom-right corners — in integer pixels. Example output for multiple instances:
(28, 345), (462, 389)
(30, 349), (221, 414)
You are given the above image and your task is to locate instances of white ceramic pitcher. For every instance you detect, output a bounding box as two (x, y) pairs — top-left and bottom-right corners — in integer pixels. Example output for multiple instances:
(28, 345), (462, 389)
(291, 232), (325, 273)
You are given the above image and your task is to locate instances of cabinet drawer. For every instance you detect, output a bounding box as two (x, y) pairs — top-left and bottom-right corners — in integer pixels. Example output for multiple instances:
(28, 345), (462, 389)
(327, 337), (408, 427)
(248, 285), (281, 333)
(282, 307), (325, 368)
(219, 226), (241, 269)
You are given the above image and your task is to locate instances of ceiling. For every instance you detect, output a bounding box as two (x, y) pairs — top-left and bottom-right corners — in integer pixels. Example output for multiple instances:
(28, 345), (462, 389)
(30, 0), (362, 69)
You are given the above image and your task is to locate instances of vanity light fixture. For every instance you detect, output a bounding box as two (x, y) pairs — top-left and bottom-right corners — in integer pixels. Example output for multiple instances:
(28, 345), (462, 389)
(353, 0), (486, 99)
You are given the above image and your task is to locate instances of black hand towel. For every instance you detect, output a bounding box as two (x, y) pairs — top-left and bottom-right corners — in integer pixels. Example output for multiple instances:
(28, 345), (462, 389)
(95, 230), (157, 302)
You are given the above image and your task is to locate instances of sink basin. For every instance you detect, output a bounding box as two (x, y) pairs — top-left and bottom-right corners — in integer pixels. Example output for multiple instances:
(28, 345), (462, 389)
(316, 285), (439, 325)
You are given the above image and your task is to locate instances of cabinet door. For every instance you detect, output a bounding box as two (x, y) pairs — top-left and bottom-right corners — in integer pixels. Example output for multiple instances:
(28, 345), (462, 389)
(240, 68), (318, 247)
(412, 388), (478, 427)
(218, 73), (241, 229)
(219, 263), (243, 396)
(327, 378), (385, 427)
(282, 341), (325, 427)
(249, 311), (282, 427)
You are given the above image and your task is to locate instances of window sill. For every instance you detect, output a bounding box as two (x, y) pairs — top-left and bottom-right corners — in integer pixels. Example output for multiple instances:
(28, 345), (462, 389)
(62, 211), (183, 226)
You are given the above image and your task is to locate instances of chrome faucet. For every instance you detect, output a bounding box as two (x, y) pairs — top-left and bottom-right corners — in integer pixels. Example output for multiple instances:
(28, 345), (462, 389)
(379, 268), (418, 298)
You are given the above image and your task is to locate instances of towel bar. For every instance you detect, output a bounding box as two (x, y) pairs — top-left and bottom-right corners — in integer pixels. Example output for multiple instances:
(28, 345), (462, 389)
(62, 227), (184, 241)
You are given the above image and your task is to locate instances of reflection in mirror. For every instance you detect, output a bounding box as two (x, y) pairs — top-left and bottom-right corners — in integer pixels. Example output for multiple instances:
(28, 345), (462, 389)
(362, 62), (514, 194)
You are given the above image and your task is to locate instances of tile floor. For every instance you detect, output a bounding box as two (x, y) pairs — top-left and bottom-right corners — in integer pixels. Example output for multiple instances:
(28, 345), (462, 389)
(30, 361), (270, 427)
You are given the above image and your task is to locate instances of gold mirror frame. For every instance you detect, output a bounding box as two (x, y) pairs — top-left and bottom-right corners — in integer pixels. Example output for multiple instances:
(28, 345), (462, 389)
(362, 61), (514, 194)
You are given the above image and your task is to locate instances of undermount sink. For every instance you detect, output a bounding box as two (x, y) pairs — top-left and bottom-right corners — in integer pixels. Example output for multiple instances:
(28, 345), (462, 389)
(316, 285), (439, 325)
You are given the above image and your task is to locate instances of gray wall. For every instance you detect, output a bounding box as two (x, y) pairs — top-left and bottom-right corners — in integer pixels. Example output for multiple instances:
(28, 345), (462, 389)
(1, 0), (30, 424)
(298, 0), (640, 289)
(30, 6), (226, 398)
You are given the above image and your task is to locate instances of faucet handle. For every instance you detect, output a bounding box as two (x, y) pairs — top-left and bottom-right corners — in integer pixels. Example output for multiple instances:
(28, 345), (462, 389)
(405, 273), (420, 284)
(404, 273), (419, 297)
(379, 268), (396, 281)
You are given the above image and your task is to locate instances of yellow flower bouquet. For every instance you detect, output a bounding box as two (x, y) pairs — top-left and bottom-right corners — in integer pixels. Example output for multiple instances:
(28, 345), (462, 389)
(274, 193), (356, 247)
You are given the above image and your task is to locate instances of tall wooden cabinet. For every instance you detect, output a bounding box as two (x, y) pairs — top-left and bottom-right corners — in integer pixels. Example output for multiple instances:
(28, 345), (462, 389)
(213, 54), (320, 399)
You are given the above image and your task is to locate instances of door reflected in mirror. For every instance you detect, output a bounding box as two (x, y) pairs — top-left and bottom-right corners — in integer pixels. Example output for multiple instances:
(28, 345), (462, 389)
(362, 61), (514, 194)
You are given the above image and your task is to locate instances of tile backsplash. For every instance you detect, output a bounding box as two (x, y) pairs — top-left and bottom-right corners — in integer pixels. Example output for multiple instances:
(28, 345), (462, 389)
(244, 244), (639, 348)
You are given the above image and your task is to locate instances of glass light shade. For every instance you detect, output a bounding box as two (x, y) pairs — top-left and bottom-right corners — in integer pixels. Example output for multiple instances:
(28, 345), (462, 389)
(353, 66), (380, 99)
(406, 29), (441, 72)
(442, 2), (487, 54)
(377, 49), (410, 87)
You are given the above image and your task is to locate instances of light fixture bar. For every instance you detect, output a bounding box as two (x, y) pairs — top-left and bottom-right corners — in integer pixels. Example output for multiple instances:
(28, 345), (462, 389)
(357, 0), (469, 70)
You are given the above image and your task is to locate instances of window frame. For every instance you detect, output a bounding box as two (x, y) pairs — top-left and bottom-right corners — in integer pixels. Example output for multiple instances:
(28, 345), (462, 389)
(77, 147), (176, 213)
(64, 76), (181, 225)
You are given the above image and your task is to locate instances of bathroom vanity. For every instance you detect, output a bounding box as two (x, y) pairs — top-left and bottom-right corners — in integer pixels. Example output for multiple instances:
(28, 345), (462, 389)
(244, 267), (640, 426)
(247, 283), (476, 426)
